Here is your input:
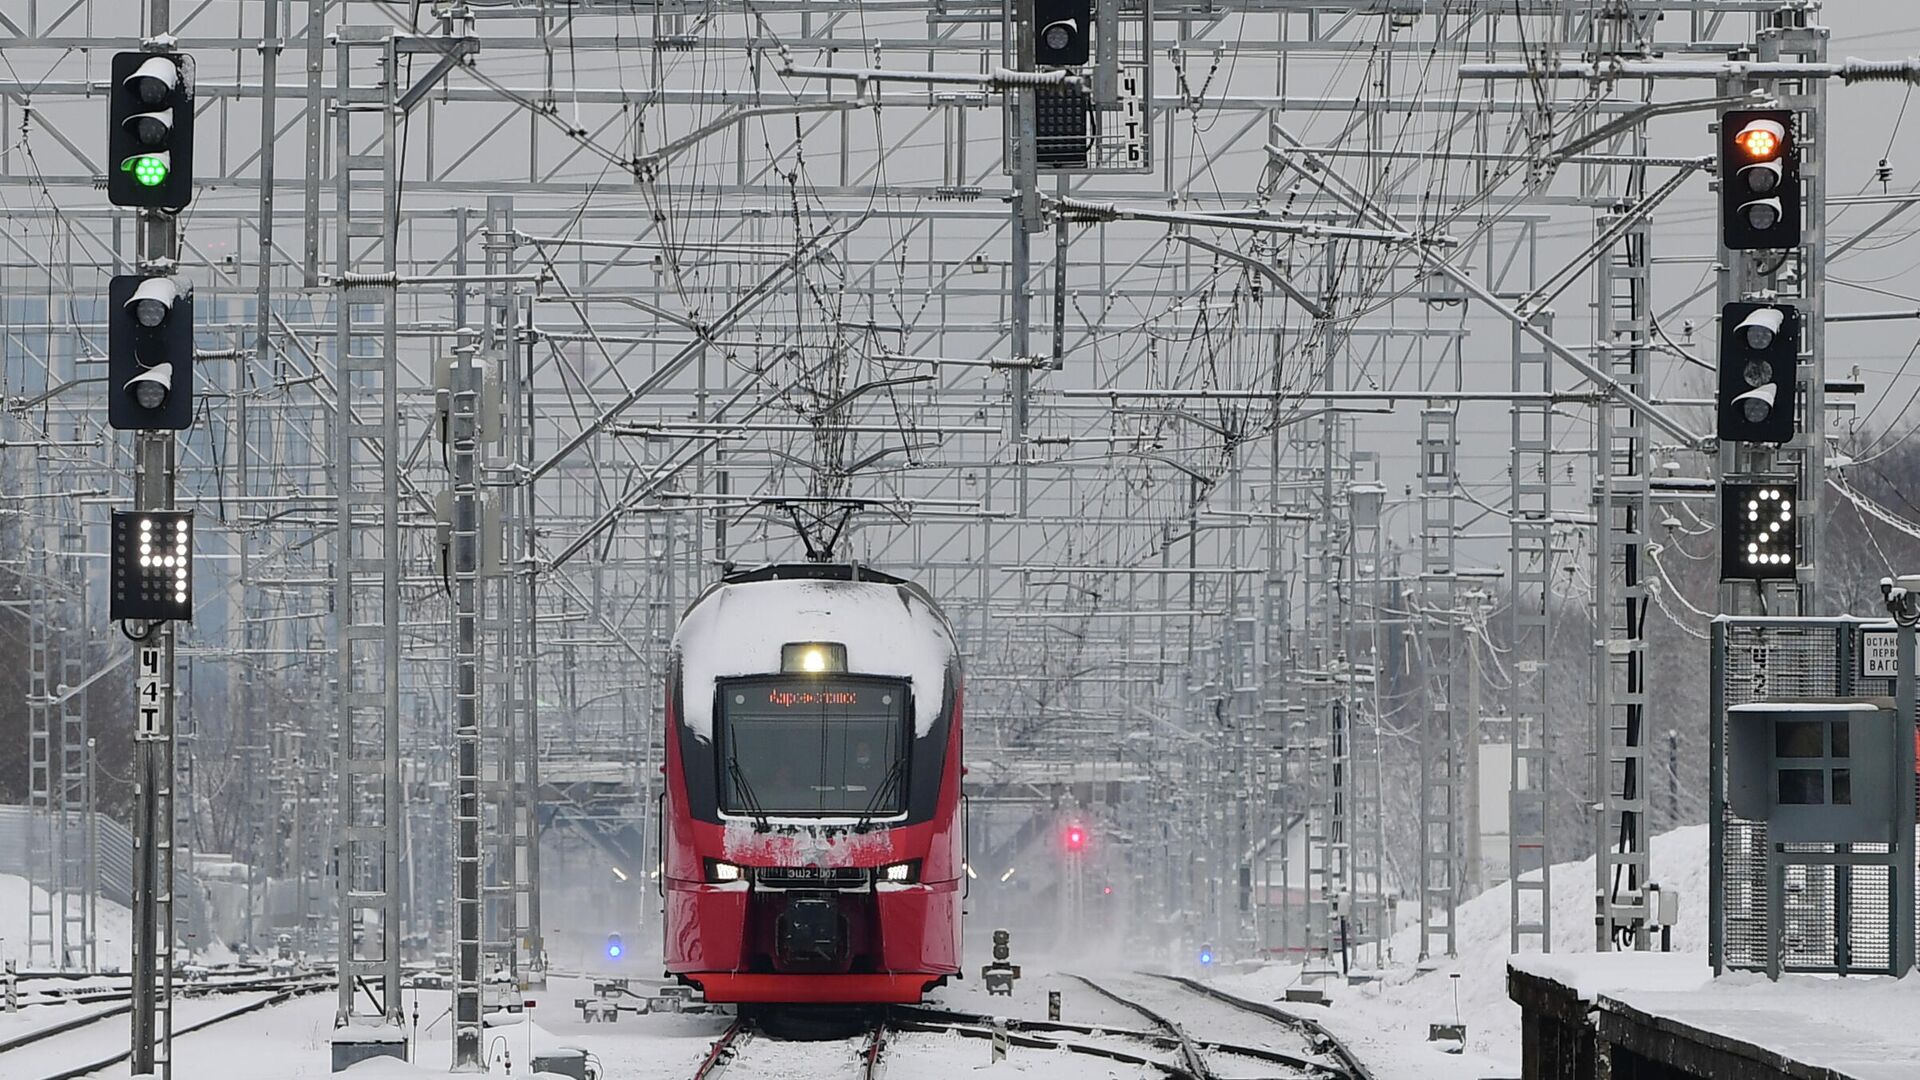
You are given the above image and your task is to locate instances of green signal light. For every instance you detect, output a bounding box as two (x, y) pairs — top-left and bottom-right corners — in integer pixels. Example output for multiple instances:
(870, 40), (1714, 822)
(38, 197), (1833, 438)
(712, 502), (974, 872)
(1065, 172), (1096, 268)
(125, 154), (170, 187)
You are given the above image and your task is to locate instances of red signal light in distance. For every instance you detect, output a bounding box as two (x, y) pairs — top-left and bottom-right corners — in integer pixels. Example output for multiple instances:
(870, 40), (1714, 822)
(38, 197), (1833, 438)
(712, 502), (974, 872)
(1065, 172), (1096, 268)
(1065, 825), (1086, 852)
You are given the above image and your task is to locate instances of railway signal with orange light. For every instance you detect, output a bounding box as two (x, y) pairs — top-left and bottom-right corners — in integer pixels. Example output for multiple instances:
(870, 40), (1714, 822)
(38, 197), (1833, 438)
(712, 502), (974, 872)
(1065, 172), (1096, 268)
(1721, 109), (1798, 250)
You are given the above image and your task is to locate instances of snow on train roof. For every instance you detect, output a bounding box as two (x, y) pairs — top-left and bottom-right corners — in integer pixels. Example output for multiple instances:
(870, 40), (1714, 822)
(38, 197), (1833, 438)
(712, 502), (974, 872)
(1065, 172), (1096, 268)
(673, 574), (958, 741)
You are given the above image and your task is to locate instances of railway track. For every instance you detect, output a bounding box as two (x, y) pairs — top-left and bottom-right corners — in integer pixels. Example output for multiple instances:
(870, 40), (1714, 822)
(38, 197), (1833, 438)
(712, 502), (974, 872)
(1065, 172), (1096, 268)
(690, 1016), (753, 1079)
(891, 1003), (1224, 1080)
(1072, 973), (1219, 1079)
(9, 971), (331, 1011)
(3, 976), (332, 1080)
(691, 1015), (888, 1079)
(1146, 972), (1376, 1080)
(857, 1020), (886, 1079)
(1067, 975), (1357, 1080)
(0, 999), (132, 1055)
(680, 984), (1357, 1080)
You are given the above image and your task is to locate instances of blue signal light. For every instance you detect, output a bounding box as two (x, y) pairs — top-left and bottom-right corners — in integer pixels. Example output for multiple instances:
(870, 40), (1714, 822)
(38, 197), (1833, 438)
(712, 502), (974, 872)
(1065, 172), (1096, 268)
(1198, 944), (1214, 966)
(607, 933), (624, 959)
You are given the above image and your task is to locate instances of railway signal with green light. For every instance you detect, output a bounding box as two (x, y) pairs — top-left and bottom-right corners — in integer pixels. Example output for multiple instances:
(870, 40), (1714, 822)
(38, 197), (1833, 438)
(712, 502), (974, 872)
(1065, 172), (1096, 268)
(108, 51), (195, 208)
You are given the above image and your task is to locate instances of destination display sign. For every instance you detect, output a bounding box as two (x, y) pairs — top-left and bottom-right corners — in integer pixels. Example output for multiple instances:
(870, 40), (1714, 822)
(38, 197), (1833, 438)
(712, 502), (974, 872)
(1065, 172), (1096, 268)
(765, 688), (860, 708)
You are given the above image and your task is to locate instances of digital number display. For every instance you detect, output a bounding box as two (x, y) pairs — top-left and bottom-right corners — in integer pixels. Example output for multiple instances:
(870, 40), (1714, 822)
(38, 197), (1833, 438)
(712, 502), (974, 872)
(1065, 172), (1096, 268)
(1721, 481), (1798, 581)
(765, 688), (859, 708)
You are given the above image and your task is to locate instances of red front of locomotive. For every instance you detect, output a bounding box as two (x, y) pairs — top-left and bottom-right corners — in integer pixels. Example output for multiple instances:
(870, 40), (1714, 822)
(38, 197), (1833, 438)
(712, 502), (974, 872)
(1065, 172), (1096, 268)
(660, 565), (964, 1004)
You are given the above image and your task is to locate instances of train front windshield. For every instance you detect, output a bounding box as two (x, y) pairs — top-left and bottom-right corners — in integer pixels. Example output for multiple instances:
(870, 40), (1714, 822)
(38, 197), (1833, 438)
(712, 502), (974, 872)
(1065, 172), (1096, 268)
(717, 676), (910, 817)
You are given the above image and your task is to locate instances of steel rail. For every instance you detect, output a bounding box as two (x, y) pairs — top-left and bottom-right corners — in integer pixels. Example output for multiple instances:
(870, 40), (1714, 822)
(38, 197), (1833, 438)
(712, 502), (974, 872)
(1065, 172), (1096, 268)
(1147, 972), (1377, 1080)
(690, 1017), (752, 1080)
(1, 973), (333, 1053)
(690, 1016), (887, 1079)
(1068, 975), (1355, 1079)
(887, 1014), (1201, 1079)
(858, 1019), (888, 1080)
(892, 1003), (1324, 1078)
(25, 978), (333, 1080)
(1070, 974), (1218, 1080)
(0, 1001), (132, 1054)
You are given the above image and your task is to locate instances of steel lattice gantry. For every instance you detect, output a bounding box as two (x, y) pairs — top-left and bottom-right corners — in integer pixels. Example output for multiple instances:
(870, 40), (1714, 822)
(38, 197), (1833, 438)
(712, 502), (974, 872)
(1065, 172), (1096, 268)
(0, 3), (1874, 1042)
(1508, 299), (1556, 956)
(332, 26), (406, 1036)
(1417, 405), (1460, 962)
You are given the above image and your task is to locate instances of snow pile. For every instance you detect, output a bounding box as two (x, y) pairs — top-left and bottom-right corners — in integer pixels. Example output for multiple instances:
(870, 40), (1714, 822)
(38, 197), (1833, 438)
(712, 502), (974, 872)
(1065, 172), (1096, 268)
(674, 574), (958, 740)
(1375, 823), (1711, 1052)
(1218, 824), (1712, 1066)
(1, 872), (135, 969)
(1608, 970), (1920, 1080)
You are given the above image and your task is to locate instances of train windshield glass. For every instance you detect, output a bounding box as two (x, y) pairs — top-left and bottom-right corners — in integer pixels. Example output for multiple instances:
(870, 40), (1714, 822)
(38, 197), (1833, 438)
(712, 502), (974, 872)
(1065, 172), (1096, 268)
(716, 676), (910, 817)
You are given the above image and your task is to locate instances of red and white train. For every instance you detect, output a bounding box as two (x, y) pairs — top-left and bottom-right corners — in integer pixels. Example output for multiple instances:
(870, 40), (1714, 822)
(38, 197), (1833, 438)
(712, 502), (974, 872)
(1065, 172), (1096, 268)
(660, 563), (965, 1005)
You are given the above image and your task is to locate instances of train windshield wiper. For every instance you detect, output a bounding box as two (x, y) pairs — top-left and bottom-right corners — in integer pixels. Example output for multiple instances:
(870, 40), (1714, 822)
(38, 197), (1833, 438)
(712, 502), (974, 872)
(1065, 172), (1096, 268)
(727, 758), (771, 832)
(854, 757), (906, 833)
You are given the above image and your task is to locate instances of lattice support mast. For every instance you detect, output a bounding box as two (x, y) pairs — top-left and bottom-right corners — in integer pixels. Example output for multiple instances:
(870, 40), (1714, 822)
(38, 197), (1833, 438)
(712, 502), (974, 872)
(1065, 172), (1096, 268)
(1417, 406), (1460, 961)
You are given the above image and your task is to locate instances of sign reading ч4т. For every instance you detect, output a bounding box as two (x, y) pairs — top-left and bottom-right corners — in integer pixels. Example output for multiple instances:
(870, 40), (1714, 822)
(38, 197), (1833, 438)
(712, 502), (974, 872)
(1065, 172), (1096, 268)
(1861, 629), (1899, 678)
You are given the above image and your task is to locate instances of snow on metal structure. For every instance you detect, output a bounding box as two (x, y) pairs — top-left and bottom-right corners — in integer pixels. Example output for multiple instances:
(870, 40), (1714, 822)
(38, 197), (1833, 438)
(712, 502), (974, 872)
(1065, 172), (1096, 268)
(6, 4), (1920, 1056)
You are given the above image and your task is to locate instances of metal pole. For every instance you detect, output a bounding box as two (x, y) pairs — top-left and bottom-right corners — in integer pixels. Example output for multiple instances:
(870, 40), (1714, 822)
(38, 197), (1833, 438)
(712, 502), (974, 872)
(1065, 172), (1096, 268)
(1465, 600), (1483, 898)
(1009, 0), (1039, 517)
(1509, 293), (1555, 954)
(86, 736), (99, 972)
(450, 350), (485, 1071)
(131, 431), (178, 1079)
(332, 27), (406, 1057)
(130, 0), (178, 1071)
(1897, 616), (1917, 975)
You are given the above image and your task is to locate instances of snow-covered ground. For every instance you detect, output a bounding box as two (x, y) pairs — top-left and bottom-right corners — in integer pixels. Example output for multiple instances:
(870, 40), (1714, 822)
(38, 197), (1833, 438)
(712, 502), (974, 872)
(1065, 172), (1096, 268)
(1602, 970), (1920, 1080)
(1509, 918), (1920, 1080)
(67, 977), (1177, 1079)
(0, 872), (135, 970)
(12, 824), (1871, 1079)
(1208, 824), (1713, 1073)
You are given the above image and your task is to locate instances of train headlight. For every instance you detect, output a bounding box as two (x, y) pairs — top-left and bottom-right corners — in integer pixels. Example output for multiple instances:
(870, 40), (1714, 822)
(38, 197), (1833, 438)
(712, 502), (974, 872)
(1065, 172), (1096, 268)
(705, 859), (744, 883)
(878, 861), (919, 884)
(781, 641), (847, 674)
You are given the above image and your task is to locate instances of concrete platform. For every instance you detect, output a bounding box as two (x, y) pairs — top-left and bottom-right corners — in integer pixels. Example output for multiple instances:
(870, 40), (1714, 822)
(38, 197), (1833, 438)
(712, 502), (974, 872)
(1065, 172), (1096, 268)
(1509, 954), (1920, 1080)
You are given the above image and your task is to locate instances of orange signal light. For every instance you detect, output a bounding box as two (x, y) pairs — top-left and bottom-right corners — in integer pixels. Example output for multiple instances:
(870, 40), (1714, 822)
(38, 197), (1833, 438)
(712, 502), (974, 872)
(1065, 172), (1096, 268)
(1737, 129), (1777, 159)
(1733, 119), (1786, 162)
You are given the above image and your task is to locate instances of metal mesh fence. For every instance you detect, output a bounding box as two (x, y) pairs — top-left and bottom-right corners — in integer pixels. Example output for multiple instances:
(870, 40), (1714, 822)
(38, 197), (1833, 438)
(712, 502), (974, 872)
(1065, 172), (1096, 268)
(1721, 623), (1843, 704)
(1722, 819), (1770, 968)
(1782, 861), (1835, 967)
(1717, 620), (1913, 975)
(1849, 863), (1893, 971)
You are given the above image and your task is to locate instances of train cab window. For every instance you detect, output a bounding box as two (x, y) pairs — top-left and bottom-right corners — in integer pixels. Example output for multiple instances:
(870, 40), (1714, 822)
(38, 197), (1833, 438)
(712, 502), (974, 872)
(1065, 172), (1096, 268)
(716, 676), (910, 817)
